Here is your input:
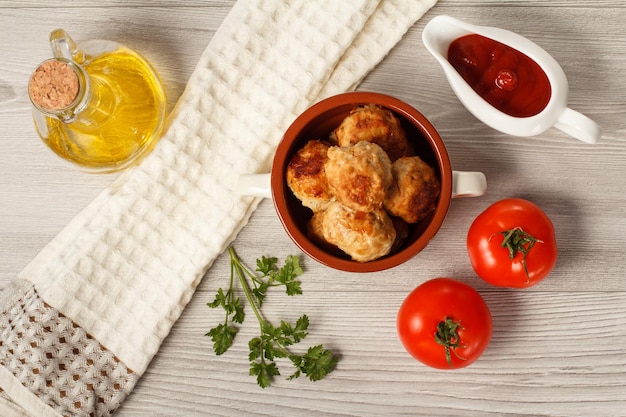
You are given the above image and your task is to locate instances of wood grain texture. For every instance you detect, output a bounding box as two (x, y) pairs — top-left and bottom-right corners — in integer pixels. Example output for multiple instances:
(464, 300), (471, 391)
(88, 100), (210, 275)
(1, 1), (625, 416)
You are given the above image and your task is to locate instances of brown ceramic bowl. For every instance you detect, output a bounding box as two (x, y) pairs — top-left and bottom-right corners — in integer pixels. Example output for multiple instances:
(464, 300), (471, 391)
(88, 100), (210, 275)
(271, 92), (453, 272)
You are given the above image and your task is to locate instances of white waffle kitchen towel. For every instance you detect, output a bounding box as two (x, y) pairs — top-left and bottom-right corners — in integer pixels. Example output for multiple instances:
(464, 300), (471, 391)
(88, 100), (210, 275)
(0, 0), (437, 415)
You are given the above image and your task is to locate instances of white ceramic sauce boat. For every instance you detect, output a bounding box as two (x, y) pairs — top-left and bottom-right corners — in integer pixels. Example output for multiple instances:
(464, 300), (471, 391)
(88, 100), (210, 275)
(422, 15), (601, 144)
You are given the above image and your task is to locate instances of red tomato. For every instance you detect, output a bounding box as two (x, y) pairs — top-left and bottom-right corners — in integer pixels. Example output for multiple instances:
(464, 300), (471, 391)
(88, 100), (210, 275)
(397, 278), (492, 369)
(467, 198), (558, 288)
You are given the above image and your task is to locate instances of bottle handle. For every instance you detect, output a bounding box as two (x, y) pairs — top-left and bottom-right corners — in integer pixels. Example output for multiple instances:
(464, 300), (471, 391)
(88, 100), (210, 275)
(554, 107), (601, 144)
(50, 29), (86, 64)
(452, 171), (487, 198)
(236, 171), (487, 200)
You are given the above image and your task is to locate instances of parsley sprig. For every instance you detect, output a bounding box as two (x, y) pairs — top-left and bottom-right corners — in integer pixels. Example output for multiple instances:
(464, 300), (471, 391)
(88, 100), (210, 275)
(206, 247), (338, 388)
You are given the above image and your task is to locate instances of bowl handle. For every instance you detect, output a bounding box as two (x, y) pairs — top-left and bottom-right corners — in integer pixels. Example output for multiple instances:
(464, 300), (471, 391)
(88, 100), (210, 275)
(237, 171), (487, 200)
(452, 171), (487, 198)
(236, 173), (272, 199)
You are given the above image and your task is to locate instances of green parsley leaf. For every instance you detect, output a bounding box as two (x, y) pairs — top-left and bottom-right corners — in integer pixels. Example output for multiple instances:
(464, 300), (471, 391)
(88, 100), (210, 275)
(273, 255), (303, 296)
(250, 359), (280, 389)
(295, 344), (339, 382)
(206, 323), (238, 355)
(256, 256), (278, 275)
(207, 288), (227, 309)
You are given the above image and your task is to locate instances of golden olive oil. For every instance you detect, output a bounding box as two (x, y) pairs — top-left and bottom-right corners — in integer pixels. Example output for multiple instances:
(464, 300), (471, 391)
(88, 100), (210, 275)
(37, 47), (166, 171)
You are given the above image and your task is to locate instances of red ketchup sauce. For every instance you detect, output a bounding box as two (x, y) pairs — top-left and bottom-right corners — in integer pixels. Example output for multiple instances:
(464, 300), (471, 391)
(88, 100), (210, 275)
(447, 34), (551, 118)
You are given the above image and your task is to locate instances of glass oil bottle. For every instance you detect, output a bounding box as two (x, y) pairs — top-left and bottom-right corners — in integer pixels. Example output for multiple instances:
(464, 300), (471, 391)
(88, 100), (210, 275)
(28, 29), (167, 172)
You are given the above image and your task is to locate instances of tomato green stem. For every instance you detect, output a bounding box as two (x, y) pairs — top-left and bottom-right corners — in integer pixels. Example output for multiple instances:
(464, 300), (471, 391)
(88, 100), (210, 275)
(434, 317), (466, 367)
(499, 227), (542, 283)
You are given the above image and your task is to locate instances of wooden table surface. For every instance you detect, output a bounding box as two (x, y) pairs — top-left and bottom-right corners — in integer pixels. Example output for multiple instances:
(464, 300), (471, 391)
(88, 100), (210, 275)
(1, 1), (625, 416)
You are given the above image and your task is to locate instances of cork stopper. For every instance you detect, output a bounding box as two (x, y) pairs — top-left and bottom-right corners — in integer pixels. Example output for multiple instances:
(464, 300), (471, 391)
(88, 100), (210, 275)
(29, 60), (80, 111)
